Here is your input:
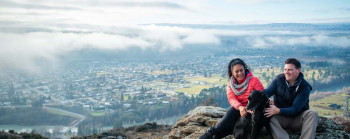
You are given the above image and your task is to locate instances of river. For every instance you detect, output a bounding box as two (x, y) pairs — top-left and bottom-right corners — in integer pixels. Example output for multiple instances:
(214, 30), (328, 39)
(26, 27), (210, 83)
(0, 125), (76, 134)
(0, 114), (183, 137)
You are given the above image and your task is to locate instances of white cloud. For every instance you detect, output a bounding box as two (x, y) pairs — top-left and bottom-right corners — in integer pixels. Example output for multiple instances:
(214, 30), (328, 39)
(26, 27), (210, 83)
(249, 35), (350, 48)
(225, 0), (285, 5)
(140, 25), (221, 51)
(2, 24), (349, 73)
(183, 30), (220, 44)
(0, 24), (223, 72)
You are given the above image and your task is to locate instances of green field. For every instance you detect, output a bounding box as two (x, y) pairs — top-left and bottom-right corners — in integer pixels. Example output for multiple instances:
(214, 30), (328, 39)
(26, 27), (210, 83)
(46, 109), (72, 116)
(90, 112), (105, 116)
(310, 92), (348, 116)
(174, 74), (226, 95)
(174, 85), (211, 95)
(186, 75), (226, 84)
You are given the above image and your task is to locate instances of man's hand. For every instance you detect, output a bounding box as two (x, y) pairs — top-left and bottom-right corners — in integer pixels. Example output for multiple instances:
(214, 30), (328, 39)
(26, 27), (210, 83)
(269, 98), (274, 105)
(264, 104), (280, 117)
(238, 106), (247, 117)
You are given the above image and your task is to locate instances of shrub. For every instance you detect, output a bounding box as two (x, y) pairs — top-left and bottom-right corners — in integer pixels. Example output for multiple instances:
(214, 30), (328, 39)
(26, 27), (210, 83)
(332, 116), (350, 133)
(8, 130), (14, 134)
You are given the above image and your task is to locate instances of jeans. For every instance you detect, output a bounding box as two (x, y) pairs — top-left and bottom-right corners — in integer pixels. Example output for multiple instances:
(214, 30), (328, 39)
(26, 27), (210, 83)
(211, 106), (241, 138)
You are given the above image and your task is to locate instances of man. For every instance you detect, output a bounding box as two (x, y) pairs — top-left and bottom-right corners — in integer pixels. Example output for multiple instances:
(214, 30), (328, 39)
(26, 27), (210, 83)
(264, 58), (319, 139)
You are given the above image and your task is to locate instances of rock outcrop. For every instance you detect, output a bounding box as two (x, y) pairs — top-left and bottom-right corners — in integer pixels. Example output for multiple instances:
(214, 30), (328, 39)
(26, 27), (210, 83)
(168, 106), (350, 139)
(74, 122), (172, 139)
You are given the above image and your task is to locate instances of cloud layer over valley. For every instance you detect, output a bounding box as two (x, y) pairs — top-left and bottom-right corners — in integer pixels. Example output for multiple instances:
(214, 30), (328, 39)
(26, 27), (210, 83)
(1, 0), (349, 73)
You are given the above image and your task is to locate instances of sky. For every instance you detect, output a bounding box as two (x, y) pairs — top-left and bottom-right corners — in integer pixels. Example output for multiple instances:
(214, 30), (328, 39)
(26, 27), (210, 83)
(0, 0), (350, 73)
(1, 0), (350, 25)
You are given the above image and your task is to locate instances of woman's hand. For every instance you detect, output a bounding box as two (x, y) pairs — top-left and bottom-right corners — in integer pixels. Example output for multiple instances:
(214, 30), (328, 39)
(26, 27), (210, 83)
(238, 106), (247, 117)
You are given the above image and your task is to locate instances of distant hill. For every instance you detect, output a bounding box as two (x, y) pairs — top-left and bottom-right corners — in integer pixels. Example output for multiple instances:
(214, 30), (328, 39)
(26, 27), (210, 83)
(155, 23), (350, 31)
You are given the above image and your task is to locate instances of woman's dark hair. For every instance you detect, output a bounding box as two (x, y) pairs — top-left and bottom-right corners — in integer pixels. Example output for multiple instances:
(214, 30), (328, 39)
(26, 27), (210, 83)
(227, 58), (249, 78)
(285, 58), (301, 69)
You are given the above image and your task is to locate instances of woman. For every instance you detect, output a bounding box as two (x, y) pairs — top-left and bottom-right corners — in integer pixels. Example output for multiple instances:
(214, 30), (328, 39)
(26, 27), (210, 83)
(199, 58), (264, 139)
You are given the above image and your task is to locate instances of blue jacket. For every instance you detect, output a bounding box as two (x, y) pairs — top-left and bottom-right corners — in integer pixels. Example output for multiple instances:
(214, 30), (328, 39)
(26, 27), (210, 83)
(264, 73), (312, 116)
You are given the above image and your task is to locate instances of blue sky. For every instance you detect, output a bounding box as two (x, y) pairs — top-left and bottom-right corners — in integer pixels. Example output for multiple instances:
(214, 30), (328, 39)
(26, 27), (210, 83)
(0, 0), (349, 25)
(206, 0), (350, 23)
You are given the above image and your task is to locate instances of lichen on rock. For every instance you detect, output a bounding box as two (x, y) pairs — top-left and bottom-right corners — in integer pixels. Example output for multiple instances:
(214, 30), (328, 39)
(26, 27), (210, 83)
(169, 106), (350, 139)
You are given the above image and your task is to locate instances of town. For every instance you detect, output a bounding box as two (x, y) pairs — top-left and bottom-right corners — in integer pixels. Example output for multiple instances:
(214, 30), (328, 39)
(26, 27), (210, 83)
(0, 55), (284, 110)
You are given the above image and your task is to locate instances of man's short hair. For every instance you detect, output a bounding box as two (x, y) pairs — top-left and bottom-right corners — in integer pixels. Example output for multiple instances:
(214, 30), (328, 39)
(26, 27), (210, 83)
(285, 58), (301, 69)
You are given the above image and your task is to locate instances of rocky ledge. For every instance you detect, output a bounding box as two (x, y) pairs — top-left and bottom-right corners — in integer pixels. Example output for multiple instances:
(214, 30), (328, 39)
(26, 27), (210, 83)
(168, 106), (350, 139)
(73, 123), (172, 139)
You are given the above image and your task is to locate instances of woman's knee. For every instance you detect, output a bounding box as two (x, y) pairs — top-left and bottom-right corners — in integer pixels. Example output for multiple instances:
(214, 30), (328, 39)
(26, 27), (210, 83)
(226, 107), (240, 116)
(213, 107), (240, 134)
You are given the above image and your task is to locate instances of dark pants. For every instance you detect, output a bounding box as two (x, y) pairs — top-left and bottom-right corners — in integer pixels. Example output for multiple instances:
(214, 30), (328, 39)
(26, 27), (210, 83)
(212, 106), (241, 138)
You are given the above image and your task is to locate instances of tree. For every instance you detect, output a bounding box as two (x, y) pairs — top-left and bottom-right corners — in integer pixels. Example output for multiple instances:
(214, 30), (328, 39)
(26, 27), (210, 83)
(344, 96), (350, 117)
(8, 82), (15, 99)
(9, 130), (15, 134)
(12, 97), (26, 105)
(77, 125), (83, 135)
(32, 99), (43, 108)
(221, 73), (226, 78)
(120, 92), (124, 101)
(92, 128), (98, 135)
(127, 95), (131, 101)
(191, 95), (195, 103)
(200, 97), (218, 107)
(113, 119), (123, 129)
(141, 85), (146, 93)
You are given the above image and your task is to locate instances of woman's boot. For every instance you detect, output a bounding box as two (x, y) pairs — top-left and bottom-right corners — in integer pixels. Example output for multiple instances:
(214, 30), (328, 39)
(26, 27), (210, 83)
(199, 127), (216, 139)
